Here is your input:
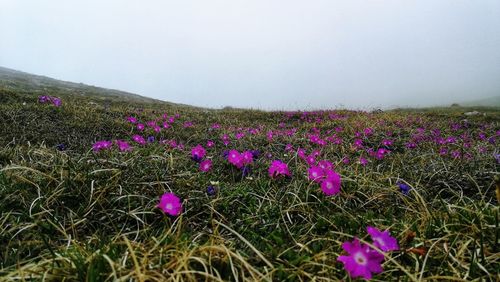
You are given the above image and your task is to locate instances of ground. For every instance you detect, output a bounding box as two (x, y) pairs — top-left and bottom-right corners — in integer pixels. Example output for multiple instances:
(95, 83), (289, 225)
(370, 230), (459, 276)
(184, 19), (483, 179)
(0, 92), (499, 281)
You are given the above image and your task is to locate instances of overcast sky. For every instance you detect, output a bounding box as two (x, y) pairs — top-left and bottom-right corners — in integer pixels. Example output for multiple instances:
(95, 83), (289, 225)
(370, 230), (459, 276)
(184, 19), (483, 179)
(1, 0), (500, 110)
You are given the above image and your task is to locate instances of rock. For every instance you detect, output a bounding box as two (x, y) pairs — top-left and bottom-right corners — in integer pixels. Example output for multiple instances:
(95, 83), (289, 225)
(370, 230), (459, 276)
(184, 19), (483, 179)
(464, 111), (480, 116)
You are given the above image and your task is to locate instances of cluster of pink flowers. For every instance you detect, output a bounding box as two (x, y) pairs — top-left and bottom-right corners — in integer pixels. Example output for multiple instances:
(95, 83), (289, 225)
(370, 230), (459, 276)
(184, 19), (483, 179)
(92, 140), (132, 152)
(338, 226), (399, 280)
(307, 160), (341, 196)
(227, 149), (254, 169)
(38, 95), (62, 107)
(191, 145), (212, 172)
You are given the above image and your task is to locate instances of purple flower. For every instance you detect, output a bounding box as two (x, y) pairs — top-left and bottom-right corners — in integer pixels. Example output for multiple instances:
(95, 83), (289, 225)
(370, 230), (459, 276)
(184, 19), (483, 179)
(337, 238), (384, 280)
(207, 185), (217, 196)
(268, 160), (291, 178)
(191, 144), (206, 162)
(56, 143), (66, 151)
(116, 140), (132, 152)
(92, 140), (113, 152)
(367, 226), (399, 252)
(398, 182), (411, 195)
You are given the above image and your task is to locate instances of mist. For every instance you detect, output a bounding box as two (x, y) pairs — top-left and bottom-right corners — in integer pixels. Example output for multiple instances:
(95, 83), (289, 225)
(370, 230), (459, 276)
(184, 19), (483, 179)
(1, 0), (500, 110)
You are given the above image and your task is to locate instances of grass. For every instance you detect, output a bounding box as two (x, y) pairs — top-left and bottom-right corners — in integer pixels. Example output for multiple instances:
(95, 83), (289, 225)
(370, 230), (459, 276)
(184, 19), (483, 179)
(0, 91), (499, 281)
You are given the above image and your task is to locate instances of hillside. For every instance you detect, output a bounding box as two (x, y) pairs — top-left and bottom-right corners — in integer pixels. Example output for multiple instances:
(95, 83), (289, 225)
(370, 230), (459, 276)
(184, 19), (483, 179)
(461, 95), (500, 107)
(0, 66), (170, 105)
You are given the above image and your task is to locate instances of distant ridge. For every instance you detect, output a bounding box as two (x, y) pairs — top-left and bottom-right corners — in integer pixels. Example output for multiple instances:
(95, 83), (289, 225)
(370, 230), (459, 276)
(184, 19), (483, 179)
(460, 95), (500, 107)
(0, 66), (173, 105)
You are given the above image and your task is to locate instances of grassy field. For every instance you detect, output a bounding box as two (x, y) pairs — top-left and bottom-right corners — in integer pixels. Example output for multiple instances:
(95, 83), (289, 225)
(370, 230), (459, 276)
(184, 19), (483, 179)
(0, 91), (499, 281)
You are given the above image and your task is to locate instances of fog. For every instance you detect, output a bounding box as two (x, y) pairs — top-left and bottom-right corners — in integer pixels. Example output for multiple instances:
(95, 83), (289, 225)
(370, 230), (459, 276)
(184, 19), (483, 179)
(1, 0), (500, 110)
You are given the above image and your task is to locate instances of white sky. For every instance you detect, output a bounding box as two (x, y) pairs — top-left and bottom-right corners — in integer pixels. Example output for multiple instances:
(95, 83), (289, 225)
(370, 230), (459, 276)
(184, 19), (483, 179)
(1, 0), (500, 110)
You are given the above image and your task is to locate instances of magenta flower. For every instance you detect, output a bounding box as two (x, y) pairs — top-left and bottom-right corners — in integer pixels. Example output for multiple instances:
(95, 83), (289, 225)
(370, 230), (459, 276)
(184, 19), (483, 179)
(242, 151), (254, 165)
(157, 192), (182, 216)
(367, 226), (399, 252)
(268, 160), (291, 178)
(52, 97), (62, 107)
(228, 149), (244, 168)
(191, 145), (206, 162)
(92, 140), (113, 152)
(359, 157), (368, 166)
(318, 160), (334, 171)
(127, 116), (137, 124)
(199, 159), (212, 172)
(305, 155), (316, 166)
(136, 123), (145, 131)
(320, 171), (341, 196)
(308, 166), (324, 183)
(132, 135), (146, 145)
(337, 238), (384, 280)
(116, 140), (132, 152)
(207, 140), (215, 148)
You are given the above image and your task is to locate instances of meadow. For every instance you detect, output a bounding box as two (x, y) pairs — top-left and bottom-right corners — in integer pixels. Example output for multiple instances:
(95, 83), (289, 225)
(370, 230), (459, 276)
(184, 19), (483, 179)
(0, 92), (499, 281)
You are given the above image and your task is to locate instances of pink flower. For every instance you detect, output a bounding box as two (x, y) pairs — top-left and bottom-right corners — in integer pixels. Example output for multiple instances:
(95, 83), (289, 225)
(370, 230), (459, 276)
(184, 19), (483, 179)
(268, 160), (291, 178)
(318, 160), (334, 171)
(191, 145), (206, 162)
(308, 166), (324, 183)
(132, 135), (146, 145)
(359, 157), (368, 166)
(337, 238), (384, 280)
(127, 116), (137, 123)
(367, 226), (399, 252)
(199, 159), (212, 172)
(207, 140), (215, 148)
(320, 170), (341, 196)
(305, 154), (316, 166)
(137, 123), (145, 131)
(116, 140), (132, 152)
(242, 151), (254, 165)
(228, 149), (243, 168)
(92, 140), (113, 152)
(157, 192), (182, 216)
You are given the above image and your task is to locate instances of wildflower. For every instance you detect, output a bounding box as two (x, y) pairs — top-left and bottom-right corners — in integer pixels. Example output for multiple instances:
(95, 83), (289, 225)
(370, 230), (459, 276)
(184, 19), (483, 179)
(137, 123), (145, 131)
(56, 143), (66, 151)
(38, 95), (49, 103)
(207, 185), (217, 196)
(268, 160), (291, 178)
(318, 160), (334, 171)
(207, 140), (215, 147)
(367, 226), (399, 252)
(359, 157), (368, 166)
(147, 136), (155, 143)
(320, 171), (341, 196)
(92, 140), (112, 152)
(337, 238), (384, 280)
(308, 166), (324, 183)
(228, 150), (243, 168)
(398, 182), (411, 195)
(250, 150), (261, 160)
(52, 97), (62, 107)
(191, 145), (206, 162)
(132, 135), (146, 145)
(127, 116), (137, 123)
(305, 154), (316, 166)
(116, 140), (132, 152)
(157, 192), (182, 216)
(242, 151), (254, 165)
(199, 159), (212, 172)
